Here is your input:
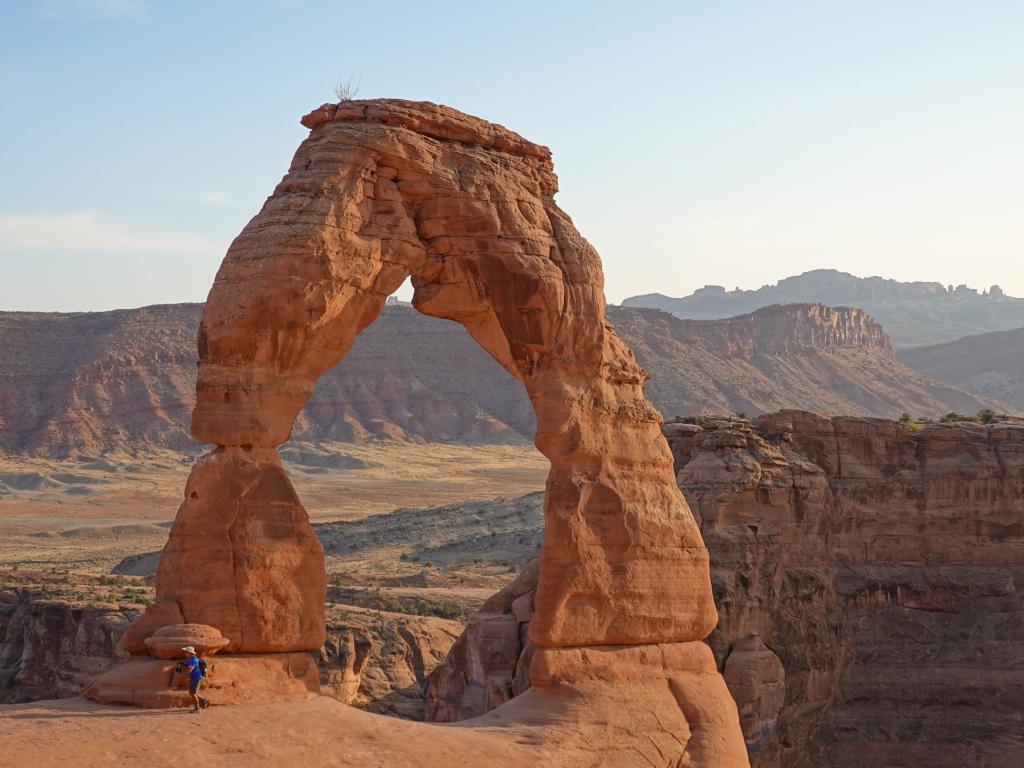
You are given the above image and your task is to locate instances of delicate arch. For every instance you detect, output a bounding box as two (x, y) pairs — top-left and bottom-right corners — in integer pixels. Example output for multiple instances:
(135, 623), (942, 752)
(100, 100), (748, 767)
(174, 99), (716, 651)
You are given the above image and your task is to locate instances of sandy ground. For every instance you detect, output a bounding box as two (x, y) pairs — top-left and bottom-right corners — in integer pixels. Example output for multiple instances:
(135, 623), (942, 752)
(0, 695), (550, 768)
(0, 442), (548, 575)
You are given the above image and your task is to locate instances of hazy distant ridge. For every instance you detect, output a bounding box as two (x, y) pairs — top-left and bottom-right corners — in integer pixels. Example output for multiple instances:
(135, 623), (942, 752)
(624, 269), (1024, 348)
(899, 327), (1024, 411)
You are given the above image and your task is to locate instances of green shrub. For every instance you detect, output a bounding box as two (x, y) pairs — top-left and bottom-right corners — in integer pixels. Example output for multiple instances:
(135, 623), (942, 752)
(422, 601), (464, 620)
(977, 408), (998, 424)
(938, 411), (996, 425)
(939, 412), (970, 423)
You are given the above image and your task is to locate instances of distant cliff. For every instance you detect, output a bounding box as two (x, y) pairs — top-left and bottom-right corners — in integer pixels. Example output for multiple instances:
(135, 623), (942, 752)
(0, 302), (1011, 458)
(630, 302), (893, 358)
(623, 269), (1024, 348)
(606, 303), (1009, 422)
(0, 303), (530, 457)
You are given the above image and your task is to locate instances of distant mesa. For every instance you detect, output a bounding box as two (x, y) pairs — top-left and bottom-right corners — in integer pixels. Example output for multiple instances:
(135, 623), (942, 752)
(2, 298), (1016, 462)
(623, 268), (1024, 348)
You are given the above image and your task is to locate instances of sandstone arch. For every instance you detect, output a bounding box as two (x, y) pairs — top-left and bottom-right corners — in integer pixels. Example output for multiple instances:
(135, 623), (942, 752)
(100, 100), (748, 766)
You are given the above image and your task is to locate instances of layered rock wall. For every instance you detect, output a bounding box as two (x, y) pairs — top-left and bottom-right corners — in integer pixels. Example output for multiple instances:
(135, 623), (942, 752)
(622, 268), (1024, 347)
(429, 413), (1024, 767)
(656, 303), (892, 359)
(3, 301), (1011, 461)
(676, 412), (1024, 767)
(0, 588), (136, 703)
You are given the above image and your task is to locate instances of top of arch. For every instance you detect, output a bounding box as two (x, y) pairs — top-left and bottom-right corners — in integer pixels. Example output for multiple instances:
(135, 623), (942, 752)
(300, 98), (554, 164)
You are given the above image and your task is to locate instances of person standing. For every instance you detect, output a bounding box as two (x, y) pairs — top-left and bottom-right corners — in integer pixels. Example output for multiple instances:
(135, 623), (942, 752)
(181, 645), (208, 713)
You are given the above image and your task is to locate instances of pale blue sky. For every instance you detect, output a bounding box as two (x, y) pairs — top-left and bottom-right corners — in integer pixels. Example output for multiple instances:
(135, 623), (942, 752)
(2, 0), (1022, 311)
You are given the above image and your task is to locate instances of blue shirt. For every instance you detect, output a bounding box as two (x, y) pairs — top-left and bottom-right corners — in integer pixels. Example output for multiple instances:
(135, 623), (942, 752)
(185, 656), (203, 681)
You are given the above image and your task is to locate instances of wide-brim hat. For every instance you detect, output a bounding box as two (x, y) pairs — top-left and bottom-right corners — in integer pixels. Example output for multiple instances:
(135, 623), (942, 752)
(182, 645), (197, 655)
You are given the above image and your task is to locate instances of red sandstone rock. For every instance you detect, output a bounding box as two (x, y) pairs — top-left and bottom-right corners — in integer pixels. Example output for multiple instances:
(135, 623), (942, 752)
(722, 635), (785, 767)
(82, 652), (319, 708)
(109, 98), (744, 765)
(427, 560), (538, 722)
(429, 412), (1024, 767)
(319, 604), (462, 720)
(183, 97), (716, 649)
(120, 601), (183, 655)
(143, 624), (230, 659)
(153, 447), (325, 653)
(0, 590), (136, 703)
(676, 412), (1024, 767)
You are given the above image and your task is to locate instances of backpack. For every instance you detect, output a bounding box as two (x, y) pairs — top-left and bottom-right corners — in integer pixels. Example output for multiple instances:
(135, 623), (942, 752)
(198, 658), (208, 677)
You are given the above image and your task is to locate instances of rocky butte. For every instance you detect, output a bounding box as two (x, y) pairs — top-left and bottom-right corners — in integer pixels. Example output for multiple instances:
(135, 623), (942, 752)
(77, 99), (749, 766)
(623, 269), (1024, 348)
(428, 412), (1024, 767)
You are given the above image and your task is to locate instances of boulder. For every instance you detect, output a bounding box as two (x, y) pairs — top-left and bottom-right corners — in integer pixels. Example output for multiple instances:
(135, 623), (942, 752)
(83, 652), (319, 708)
(143, 623), (230, 659)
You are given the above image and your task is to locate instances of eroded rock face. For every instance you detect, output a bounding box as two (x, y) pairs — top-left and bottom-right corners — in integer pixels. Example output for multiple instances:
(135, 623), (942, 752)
(427, 559), (538, 722)
(320, 604), (462, 720)
(721, 635), (785, 768)
(676, 412), (1024, 767)
(143, 623), (230, 659)
(1, 582), (459, 714)
(0, 589), (136, 703)
(152, 447), (325, 653)
(429, 413), (1024, 767)
(109, 98), (744, 765)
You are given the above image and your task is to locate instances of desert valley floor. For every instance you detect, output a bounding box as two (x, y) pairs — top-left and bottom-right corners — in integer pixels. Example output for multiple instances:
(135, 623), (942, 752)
(0, 442), (548, 579)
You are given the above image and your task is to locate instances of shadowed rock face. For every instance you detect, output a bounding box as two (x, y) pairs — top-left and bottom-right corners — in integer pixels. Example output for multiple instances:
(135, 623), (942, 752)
(428, 412), (1024, 767)
(676, 412), (1024, 768)
(1, 580), (462, 720)
(0, 589), (137, 703)
(106, 99), (747, 766)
